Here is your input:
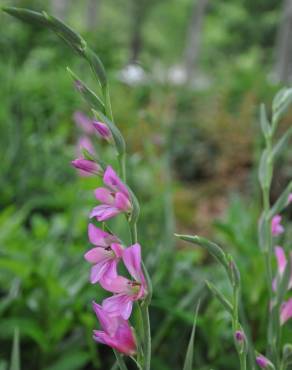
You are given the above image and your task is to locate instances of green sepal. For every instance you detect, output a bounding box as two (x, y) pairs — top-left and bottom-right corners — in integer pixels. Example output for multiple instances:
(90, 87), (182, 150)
(226, 254), (241, 288)
(81, 148), (106, 171)
(92, 110), (126, 155)
(67, 67), (104, 111)
(258, 149), (273, 190)
(84, 48), (107, 88)
(269, 180), (292, 217)
(205, 280), (233, 315)
(260, 104), (271, 138)
(272, 126), (292, 159)
(175, 234), (228, 269)
(272, 87), (292, 125)
(182, 301), (200, 370)
(42, 12), (86, 54)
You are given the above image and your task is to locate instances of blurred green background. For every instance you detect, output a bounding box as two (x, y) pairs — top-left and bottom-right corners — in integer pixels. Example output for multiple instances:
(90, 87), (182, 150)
(0, 0), (292, 369)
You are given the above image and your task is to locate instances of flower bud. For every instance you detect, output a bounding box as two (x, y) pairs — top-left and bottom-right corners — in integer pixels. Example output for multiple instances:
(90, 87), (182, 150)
(71, 158), (102, 175)
(255, 354), (275, 369)
(235, 330), (245, 342)
(93, 120), (112, 141)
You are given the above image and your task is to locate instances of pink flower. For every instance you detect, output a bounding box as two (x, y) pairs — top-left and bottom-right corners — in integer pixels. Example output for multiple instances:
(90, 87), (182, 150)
(256, 354), (269, 368)
(288, 193), (292, 204)
(93, 120), (112, 141)
(71, 158), (102, 175)
(273, 246), (292, 291)
(92, 302), (136, 355)
(271, 215), (284, 236)
(84, 224), (123, 284)
(90, 166), (132, 221)
(100, 243), (147, 319)
(280, 298), (292, 325)
(74, 111), (95, 135)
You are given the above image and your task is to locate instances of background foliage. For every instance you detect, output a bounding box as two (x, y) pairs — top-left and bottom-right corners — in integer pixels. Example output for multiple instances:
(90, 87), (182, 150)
(0, 0), (291, 369)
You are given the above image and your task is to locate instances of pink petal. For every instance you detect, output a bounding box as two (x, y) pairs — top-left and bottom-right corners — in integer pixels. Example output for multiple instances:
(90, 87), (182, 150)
(90, 260), (113, 283)
(84, 247), (111, 264)
(92, 301), (118, 335)
(74, 111), (95, 135)
(111, 243), (124, 258)
(280, 298), (292, 325)
(71, 158), (101, 175)
(271, 215), (284, 236)
(123, 243), (142, 282)
(103, 166), (129, 197)
(89, 205), (120, 221)
(102, 294), (133, 320)
(288, 193), (292, 204)
(88, 224), (116, 247)
(93, 328), (136, 355)
(94, 187), (114, 205)
(114, 192), (132, 211)
(275, 246), (287, 276)
(100, 275), (130, 293)
(77, 136), (95, 156)
(93, 120), (111, 139)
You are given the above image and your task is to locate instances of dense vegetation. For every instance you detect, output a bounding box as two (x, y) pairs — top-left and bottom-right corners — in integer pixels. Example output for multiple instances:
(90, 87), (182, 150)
(0, 0), (291, 369)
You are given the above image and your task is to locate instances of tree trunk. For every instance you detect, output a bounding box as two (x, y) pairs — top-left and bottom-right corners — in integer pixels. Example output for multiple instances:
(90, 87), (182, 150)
(50, 0), (70, 20)
(86, 0), (100, 31)
(128, 0), (148, 63)
(274, 0), (292, 83)
(183, 0), (209, 82)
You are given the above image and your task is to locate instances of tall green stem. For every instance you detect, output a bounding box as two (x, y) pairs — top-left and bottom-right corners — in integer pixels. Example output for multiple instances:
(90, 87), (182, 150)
(140, 304), (151, 370)
(113, 350), (128, 370)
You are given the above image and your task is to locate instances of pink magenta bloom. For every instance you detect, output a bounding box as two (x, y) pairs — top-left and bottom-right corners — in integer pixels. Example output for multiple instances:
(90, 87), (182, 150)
(100, 243), (147, 319)
(235, 330), (245, 342)
(71, 158), (102, 175)
(256, 354), (269, 368)
(84, 224), (123, 283)
(273, 246), (292, 291)
(280, 298), (292, 325)
(271, 215), (284, 236)
(90, 166), (132, 221)
(288, 193), (292, 204)
(74, 111), (95, 135)
(93, 120), (112, 141)
(92, 302), (136, 355)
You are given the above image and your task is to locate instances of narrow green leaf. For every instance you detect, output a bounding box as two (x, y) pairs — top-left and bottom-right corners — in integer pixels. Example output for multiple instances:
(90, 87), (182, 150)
(272, 127), (292, 159)
(205, 280), (233, 315)
(67, 67), (104, 110)
(2, 7), (49, 26)
(113, 350), (128, 370)
(183, 301), (200, 370)
(42, 12), (86, 53)
(10, 328), (20, 370)
(92, 110), (125, 155)
(260, 104), (271, 138)
(269, 180), (292, 217)
(175, 234), (228, 269)
(84, 48), (107, 88)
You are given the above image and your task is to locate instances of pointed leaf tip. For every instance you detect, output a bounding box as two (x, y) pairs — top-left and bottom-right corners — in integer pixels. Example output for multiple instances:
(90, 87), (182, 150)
(183, 300), (200, 370)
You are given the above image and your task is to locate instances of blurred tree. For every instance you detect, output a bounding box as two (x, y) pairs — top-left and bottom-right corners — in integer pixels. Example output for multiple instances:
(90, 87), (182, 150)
(86, 0), (101, 31)
(274, 0), (292, 82)
(183, 0), (209, 82)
